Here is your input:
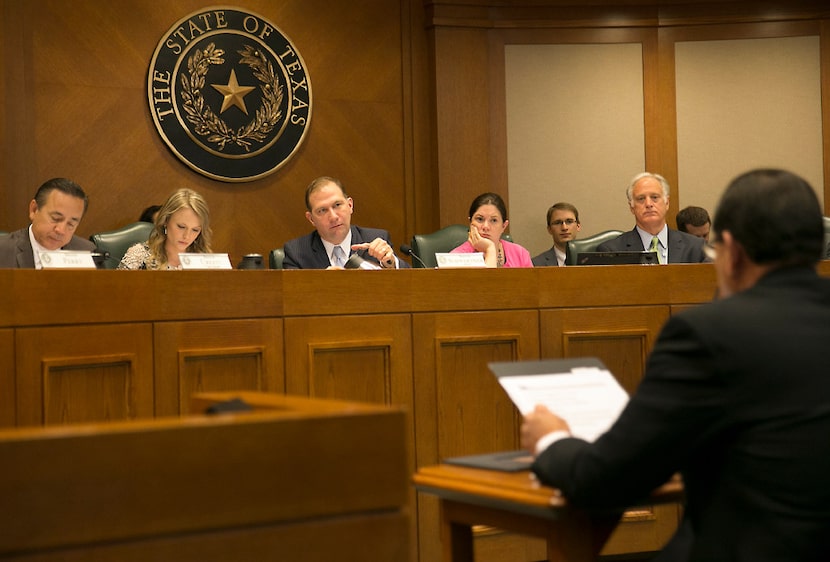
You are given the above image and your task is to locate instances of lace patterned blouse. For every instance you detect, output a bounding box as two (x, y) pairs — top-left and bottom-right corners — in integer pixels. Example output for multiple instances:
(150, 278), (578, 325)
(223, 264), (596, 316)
(117, 243), (181, 270)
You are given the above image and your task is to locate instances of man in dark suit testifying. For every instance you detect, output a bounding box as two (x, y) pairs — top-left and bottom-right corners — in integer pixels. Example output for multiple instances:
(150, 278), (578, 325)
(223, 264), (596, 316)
(282, 176), (409, 269)
(0, 177), (95, 269)
(597, 172), (707, 263)
(521, 169), (830, 561)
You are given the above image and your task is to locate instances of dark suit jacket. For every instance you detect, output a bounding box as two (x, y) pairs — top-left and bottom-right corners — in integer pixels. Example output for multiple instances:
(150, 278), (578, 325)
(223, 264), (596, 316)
(0, 227), (96, 268)
(531, 247), (561, 267)
(595, 227), (707, 263)
(282, 225), (409, 269)
(532, 266), (830, 561)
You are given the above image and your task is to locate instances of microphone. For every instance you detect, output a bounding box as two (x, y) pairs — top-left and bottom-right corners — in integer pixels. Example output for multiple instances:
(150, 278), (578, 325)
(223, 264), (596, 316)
(344, 253), (381, 270)
(400, 244), (428, 268)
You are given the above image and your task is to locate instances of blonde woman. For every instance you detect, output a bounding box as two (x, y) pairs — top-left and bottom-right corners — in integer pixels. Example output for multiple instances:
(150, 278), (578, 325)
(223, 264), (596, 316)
(118, 188), (212, 270)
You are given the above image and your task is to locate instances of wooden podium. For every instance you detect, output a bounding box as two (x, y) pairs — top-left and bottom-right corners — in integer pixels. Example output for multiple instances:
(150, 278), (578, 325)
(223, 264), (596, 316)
(0, 392), (409, 561)
(414, 463), (683, 562)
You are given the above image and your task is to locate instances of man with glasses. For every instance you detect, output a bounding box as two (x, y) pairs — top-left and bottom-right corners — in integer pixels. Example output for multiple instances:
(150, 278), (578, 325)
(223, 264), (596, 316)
(532, 202), (581, 267)
(596, 172), (707, 264)
(522, 169), (830, 561)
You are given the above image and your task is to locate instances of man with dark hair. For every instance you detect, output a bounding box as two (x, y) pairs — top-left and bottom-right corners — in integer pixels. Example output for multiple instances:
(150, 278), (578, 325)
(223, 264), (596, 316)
(532, 202), (581, 267)
(597, 172), (707, 263)
(0, 178), (95, 268)
(522, 169), (830, 561)
(676, 205), (711, 242)
(282, 176), (408, 269)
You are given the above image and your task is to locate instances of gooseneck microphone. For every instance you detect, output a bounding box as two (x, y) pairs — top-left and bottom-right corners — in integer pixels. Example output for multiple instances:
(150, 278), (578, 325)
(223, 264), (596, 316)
(400, 244), (428, 268)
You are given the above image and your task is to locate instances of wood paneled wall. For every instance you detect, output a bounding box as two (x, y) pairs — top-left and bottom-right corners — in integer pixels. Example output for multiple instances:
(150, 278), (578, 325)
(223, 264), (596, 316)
(2, 1), (828, 264)
(426, 0), (830, 235)
(0, 0), (435, 261)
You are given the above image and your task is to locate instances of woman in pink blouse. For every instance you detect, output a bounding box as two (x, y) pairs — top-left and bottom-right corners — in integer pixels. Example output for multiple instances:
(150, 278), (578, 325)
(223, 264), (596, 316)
(450, 192), (533, 268)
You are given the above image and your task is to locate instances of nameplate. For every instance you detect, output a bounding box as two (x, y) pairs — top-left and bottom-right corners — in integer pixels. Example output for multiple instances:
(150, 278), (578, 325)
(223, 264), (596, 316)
(435, 252), (487, 268)
(39, 251), (97, 269)
(179, 253), (232, 270)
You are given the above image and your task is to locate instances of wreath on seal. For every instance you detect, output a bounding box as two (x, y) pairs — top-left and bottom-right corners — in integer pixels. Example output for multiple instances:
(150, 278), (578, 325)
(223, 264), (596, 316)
(180, 43), (284, 152)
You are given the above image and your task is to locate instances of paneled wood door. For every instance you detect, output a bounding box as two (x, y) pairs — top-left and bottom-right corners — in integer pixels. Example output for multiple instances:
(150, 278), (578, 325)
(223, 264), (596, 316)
(15, 323), (154, 426)
(413, 309), (540, 562)
(154, 319), (284, 416)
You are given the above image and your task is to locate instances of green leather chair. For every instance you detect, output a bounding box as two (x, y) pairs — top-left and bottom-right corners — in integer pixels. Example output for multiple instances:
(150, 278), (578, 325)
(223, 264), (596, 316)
(269, 248), (285, 269)
(410, 224), (513, 268)
(823, 216), (830, 259)
(89, 221), (154, 269)
(565, 230), (624, 266)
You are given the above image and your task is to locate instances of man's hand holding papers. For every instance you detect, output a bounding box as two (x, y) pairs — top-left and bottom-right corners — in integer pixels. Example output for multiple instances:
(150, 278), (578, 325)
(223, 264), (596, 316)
(490, 358), (629, 457)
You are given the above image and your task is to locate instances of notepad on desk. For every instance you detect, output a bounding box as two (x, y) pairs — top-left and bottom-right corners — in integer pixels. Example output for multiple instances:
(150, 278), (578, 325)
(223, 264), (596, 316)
(443, 450), (534, 472)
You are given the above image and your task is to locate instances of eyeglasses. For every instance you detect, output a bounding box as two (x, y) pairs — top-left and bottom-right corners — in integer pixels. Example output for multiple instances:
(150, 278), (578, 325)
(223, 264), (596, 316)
(550, 219), (577, 227)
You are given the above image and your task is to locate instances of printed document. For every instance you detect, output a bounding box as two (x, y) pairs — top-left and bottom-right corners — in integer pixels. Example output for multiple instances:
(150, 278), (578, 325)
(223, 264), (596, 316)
(490, 358), (629, 442)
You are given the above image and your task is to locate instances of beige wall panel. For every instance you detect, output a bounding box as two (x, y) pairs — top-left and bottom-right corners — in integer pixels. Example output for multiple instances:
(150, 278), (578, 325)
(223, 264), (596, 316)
(675, 35), (824, 219)
(505, 43), (646, 257)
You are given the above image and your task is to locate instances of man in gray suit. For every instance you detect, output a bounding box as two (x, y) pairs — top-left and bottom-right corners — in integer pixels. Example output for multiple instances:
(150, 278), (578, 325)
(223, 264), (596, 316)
(0, 177), (95, 268)
(596, 172), (707, 263)
(282, 176), (408, 270)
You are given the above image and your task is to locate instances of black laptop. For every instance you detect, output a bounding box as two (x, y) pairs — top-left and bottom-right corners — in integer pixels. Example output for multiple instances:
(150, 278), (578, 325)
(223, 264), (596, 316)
(576, 251), (658, 265)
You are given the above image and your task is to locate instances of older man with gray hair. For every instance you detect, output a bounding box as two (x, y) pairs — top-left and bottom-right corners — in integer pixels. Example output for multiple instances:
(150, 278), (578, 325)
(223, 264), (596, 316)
(596, 172), (707, 264)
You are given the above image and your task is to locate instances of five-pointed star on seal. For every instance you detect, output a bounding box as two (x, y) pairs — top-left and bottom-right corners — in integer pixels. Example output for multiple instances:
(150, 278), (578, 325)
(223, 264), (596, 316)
(211, 69), (256, 115)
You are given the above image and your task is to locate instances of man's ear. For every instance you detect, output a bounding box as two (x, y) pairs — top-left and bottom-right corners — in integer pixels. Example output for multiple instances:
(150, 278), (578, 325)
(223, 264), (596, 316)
(28, 199), (38, 220)
(305, 211), (314, 225)
(721, 231), (747, 276)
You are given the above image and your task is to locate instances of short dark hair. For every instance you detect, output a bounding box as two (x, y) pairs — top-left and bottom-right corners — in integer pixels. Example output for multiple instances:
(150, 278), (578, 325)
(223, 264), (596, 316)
(546, 202), (579, 226)
(713, 169), (823, 267)
(139, 205), (161, 223)
(34, 178), (88, 213)
(676, 206), (710, 232)
(305, 176), (346, 211)
(468, 192), (508, 222)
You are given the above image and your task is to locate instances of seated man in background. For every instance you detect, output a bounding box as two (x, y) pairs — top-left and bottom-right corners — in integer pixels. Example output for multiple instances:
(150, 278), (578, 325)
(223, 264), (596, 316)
(282, 176), (408, 269)
(0, 177), (95, 268)
(596, 172), (707, 263)
(522, 169), (830, 561)
(532, 202), (581, 267)
(676, 205), (711, 242)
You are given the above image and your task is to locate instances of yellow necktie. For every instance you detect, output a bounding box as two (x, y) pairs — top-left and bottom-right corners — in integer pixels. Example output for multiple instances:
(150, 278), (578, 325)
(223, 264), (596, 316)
(650, 236), (664, 264)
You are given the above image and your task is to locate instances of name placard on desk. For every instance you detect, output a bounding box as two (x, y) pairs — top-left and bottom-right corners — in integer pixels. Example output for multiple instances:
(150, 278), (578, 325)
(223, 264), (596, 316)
(179, 253), (232, 270)
(435, 252), (486, 269)
(39, 251), (97, 269)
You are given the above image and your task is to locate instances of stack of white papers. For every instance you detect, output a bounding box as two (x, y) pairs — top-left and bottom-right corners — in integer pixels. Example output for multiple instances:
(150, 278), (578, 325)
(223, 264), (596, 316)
(491, 358), (629, 442)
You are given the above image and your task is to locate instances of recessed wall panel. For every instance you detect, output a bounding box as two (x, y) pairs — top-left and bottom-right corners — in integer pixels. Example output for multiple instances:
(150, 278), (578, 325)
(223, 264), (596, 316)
(505, 43), (646, 256)
(675, 36), (823, 217)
